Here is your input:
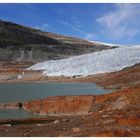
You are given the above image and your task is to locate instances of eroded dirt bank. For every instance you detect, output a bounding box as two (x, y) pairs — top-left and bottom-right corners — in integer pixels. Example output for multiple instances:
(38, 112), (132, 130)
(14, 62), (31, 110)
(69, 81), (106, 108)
(0, 86), (139, 136)
(23, 86), (140, 116)
(23, 87), (140, 115)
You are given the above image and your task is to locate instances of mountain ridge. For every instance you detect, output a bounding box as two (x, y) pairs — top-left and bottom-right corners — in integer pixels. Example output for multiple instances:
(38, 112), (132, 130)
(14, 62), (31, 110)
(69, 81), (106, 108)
(0, 19), (116, 62)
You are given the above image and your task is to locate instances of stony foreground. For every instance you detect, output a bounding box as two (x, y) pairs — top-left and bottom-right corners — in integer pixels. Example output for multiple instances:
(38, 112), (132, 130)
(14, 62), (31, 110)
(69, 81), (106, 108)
(0, 86), (139, 137)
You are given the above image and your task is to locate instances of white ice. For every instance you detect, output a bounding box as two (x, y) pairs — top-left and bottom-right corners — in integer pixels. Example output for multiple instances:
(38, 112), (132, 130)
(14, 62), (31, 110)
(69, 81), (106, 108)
(27, 45), (140, 77)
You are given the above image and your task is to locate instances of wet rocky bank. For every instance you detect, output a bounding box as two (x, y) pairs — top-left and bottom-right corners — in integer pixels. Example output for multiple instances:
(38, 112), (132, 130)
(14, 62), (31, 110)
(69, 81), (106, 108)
(0, 86), (139, 136)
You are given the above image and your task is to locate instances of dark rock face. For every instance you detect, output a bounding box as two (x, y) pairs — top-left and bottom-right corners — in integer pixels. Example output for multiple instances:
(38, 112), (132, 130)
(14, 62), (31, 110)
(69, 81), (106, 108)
(0, 20), (60, 47)
(0, 20), (116, 62)
(0, 102), (22, 109)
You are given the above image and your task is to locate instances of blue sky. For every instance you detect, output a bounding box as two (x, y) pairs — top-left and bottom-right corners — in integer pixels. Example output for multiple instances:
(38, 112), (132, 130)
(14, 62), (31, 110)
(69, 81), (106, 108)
(0, 3), (140, 45)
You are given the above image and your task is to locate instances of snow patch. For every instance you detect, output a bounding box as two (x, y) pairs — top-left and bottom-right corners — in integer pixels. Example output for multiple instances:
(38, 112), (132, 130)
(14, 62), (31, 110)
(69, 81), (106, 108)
(27, 45), (140, 77)
(88, 40), (125, 47)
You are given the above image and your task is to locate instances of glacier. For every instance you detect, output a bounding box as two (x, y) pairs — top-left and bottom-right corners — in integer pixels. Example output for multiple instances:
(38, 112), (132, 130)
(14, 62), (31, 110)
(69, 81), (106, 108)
(27, 45), (140, 77)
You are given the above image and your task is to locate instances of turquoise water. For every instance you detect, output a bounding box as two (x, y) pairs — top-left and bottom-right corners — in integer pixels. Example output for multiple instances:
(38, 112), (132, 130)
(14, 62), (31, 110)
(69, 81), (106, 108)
(0, 82), (109, 103)
(0, 109), (41, 119)
(0, 82), (110, 119)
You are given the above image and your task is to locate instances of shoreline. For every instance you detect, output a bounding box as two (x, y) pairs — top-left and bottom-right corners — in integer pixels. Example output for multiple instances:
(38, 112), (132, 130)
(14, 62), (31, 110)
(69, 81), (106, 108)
(0, 63), (139, 136)
(0, 63), (139, 91)
(0, 85), (139, 136)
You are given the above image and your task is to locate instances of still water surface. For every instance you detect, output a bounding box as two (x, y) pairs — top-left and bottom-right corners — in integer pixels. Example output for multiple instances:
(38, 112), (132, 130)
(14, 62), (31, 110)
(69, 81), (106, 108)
(0, 82), (109, 103)
(0, 82), (110, 119)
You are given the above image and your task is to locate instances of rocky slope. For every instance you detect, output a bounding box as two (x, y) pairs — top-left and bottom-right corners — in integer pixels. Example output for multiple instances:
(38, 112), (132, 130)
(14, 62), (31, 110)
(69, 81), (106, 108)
(0, 20), (116, 62)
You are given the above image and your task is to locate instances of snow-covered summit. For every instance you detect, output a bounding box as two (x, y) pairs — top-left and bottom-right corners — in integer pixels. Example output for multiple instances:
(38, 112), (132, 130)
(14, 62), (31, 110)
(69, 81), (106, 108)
(28, 45), (140, 77)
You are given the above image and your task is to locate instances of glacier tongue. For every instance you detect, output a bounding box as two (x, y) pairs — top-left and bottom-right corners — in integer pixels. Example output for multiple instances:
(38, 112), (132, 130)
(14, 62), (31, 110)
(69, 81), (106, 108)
(27, 45), (140, 77)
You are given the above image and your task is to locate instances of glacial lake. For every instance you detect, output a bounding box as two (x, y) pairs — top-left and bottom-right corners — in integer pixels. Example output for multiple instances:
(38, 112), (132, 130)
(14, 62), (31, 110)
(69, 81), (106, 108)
(0, 82), (110, 119)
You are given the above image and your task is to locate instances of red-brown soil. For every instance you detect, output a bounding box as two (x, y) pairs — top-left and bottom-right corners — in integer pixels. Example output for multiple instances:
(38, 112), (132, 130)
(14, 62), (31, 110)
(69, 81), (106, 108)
(0, 86), (139, 137)
(23, 86), (140, 116)
(23, 95), (94, 115)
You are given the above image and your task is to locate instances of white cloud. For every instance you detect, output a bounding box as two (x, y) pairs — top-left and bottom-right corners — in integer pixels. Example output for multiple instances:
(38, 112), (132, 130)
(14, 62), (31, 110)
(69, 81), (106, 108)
(85, 33), (96, 40)
(71, 16), (83, 28)
(58, 20), (86, 34)
(41, 23), (49, 29)
(35, 23), (50, 30)
(58, 20), (96, 40)
(96, 4), (140, 40)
